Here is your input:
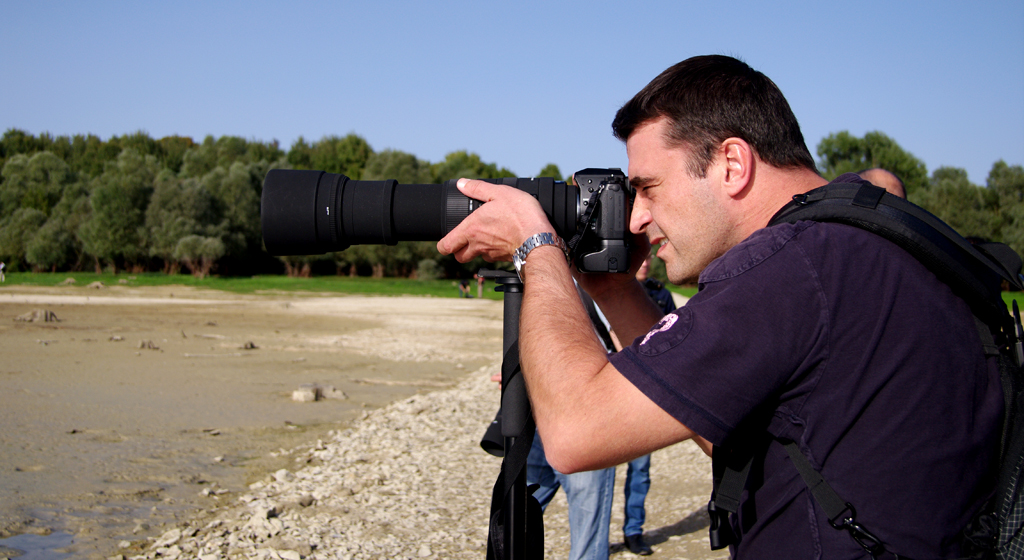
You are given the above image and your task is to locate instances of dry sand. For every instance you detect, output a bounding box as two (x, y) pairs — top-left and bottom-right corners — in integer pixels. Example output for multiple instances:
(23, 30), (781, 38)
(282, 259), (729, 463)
(0, 283), (724, 560)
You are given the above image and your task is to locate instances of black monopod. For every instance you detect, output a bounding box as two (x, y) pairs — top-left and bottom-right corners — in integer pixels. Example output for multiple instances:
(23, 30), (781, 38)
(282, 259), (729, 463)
(480, 269), (542, 560)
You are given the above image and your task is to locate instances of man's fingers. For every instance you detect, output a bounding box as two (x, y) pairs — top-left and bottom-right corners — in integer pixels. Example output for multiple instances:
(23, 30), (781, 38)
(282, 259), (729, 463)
(438, 223), (488, 263)
(456, 177), (501, 201)
(437, 179), (496, 256)
(438, 177), (554, 263)
(438, 179), (505, 258)
(437, 229), (466, 257)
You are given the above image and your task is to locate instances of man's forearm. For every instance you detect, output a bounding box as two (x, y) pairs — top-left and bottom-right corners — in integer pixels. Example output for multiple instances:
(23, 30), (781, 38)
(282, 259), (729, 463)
(517, 247), (698, 471)
(519, 246), (610, 427)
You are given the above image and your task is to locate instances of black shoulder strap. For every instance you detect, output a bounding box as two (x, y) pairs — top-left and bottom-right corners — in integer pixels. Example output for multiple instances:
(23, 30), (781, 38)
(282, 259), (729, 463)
(780, 441), (889, 558)
(770, 183), (1023, 328)
(708, 443), (753, 550)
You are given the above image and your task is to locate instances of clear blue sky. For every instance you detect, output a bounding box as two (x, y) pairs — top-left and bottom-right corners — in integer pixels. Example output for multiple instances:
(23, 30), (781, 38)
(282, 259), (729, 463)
(2, 1), (1021, 185)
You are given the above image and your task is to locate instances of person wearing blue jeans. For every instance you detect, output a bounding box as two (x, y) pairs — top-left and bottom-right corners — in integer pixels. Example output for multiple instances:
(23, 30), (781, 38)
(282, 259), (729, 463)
(612, 256), (674, 556)
(528, 434), (615, 560)
(623, 454), (653, 555)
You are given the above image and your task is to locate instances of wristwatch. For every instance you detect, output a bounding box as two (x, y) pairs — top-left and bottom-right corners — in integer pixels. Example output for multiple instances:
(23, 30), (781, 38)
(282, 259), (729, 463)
(512, 232), (569, 282)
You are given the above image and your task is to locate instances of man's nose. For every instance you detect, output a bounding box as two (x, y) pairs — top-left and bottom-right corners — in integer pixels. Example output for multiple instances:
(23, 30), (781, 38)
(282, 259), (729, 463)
(630, 201), (651, 235)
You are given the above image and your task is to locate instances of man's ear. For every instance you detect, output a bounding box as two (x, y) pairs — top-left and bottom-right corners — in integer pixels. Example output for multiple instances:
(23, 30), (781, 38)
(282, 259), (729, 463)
(720, 138), (754, 198)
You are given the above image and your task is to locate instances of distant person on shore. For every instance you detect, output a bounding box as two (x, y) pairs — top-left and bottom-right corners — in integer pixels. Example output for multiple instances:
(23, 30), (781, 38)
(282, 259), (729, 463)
(0, 261), (5, 283)
(458, 278), (472, 298)
(858, 167), (906, 198)
(475, 273), (485, 298)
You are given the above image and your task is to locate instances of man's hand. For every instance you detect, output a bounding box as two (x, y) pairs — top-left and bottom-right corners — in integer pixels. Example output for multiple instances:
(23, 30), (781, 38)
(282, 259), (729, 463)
(437, 179), (554, 263)
(575, 232), (664, 353)
(574, 232), (652, 301)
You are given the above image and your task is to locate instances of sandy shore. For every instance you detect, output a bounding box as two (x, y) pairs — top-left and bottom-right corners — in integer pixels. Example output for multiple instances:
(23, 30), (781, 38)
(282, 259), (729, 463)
(0, 284), (723, 560)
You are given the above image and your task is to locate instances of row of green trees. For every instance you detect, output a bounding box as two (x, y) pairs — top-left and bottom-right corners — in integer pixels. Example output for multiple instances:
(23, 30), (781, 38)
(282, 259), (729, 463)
(1, 127), (1021, 280)
(0, 131), (277, 276)
(0, 129), (548, 278)
(817, 131), (1024, 258)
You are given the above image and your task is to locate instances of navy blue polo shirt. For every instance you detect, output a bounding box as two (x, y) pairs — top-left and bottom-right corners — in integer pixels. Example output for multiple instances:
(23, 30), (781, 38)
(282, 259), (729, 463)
(610, 217), (1003, 558)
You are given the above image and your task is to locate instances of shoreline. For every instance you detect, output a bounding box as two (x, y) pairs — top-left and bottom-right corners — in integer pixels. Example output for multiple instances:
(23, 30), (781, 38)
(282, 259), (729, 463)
(0, 285), (720, 559)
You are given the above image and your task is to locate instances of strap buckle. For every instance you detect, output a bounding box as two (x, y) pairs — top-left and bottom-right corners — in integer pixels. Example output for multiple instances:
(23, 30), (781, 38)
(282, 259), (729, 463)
(829, 503), (887, 558)
(707, 499), (737, 550)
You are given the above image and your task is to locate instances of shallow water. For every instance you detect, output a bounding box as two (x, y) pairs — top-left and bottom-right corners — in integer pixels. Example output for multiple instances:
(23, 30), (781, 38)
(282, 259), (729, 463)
(0, 287), (503, 559)
(0, 532), (73, 560)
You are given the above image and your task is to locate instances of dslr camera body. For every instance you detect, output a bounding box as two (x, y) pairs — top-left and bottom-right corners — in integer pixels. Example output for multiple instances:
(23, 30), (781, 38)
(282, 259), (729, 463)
(261, 167), (633, 274)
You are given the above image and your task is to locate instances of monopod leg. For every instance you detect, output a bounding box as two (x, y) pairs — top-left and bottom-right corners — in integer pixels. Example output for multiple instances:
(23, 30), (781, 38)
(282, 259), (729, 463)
(482, 270), (536, 560)
(500, 278), (529, 560)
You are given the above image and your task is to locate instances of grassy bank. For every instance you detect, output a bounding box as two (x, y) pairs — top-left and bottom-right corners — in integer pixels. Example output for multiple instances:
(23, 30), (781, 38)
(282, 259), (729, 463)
(668, 285), (700, 300)
(3, 272), (1021, 311)
(0, 272), (507, 300)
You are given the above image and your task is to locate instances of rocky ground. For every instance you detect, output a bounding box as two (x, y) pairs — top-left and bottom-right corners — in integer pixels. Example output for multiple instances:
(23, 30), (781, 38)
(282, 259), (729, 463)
(0, 285), (725, 560)
(119, 366), (724, 560)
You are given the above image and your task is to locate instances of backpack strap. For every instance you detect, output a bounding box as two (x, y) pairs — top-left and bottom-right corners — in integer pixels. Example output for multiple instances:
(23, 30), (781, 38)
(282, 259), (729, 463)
(770, 183), (1022, 328)
(708, 443), (754, 550)
(780, 441), (889, 558)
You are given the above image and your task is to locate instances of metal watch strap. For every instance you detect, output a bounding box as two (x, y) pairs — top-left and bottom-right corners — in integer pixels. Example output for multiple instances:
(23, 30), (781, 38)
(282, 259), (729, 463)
(513, 232), (569, 282)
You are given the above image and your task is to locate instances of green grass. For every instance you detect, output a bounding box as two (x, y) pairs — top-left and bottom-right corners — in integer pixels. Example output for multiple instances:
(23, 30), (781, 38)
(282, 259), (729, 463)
(4, 272), (1022, 312)
(0, 272), (507, 300)
(667, 284), (699, 300)
(1004, 292), (1024, 313)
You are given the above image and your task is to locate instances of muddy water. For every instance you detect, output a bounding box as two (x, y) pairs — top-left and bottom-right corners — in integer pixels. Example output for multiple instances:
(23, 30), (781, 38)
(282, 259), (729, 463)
(0, 286), (504, 559)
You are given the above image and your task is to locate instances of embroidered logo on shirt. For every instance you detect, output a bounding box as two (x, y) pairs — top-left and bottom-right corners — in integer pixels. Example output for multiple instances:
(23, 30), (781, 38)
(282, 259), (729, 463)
(640, 313), (678, 346)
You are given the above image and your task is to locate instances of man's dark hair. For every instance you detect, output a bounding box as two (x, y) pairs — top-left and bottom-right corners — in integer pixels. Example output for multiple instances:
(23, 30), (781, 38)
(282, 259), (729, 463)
(612, 55), (817, 177)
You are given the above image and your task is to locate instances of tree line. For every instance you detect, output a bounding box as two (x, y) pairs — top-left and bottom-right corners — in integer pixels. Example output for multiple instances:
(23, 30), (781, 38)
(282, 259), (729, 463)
(0, 128), (1021, 281)
(816, 131), (1024, 260)
(0, 130), (534, 279)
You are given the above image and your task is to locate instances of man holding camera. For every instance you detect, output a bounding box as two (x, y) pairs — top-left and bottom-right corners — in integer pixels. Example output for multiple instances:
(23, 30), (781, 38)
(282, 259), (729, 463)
(438, 55), (1001, 558)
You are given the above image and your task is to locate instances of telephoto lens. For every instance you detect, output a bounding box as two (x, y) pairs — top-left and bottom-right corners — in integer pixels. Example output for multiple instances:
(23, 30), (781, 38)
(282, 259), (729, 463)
(260, 168), (631, 273)
(261, 170), (575, 255)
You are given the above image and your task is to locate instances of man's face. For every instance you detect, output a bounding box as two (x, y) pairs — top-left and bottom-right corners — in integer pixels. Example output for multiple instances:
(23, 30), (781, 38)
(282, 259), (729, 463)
(626, 117), (732, 285)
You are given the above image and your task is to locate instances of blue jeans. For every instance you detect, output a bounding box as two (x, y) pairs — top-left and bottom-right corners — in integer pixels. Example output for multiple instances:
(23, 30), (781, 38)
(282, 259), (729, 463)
(528, 435), (615, 560)
(623, 454), (651, 537)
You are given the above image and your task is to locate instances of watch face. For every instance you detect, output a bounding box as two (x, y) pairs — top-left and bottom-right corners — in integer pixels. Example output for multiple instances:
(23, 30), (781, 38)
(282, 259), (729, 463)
(513, 252), (524, 281)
